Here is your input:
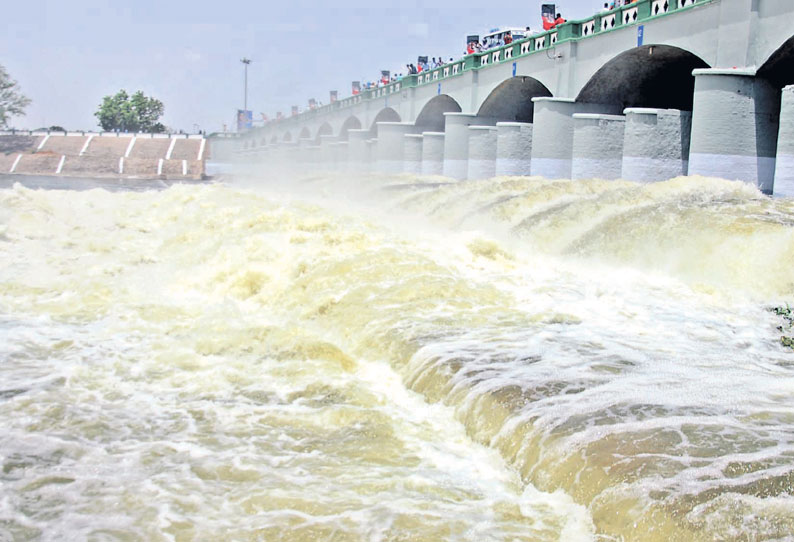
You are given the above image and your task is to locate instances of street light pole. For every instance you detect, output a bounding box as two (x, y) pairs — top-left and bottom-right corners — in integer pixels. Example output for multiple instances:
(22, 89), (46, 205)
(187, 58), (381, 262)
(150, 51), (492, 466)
(241, 58), (252, 112)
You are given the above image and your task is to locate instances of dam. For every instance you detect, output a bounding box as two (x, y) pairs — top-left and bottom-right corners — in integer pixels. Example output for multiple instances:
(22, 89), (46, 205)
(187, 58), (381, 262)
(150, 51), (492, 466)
(230, 0), (794, 195)
(2, 1), (794, 541)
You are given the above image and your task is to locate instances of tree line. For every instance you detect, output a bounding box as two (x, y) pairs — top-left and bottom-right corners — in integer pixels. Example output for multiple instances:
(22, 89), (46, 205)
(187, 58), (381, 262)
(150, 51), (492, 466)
(1, 63), (167, 133)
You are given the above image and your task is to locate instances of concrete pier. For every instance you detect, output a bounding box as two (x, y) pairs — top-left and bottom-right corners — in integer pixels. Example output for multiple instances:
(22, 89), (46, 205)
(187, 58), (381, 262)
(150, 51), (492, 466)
(621, 108), (692, 182)
(571, 114), (626, 180)
(335, 142), (349, 170)
(774, 85), (794, 197)
(376, 122), (415, 173)
(305, 146), (321, 172)
(319, 135), (337, 169)
(443, 113), (480, 180)
(367, 139), (378, 169)
(467, 126), (498, 180)
(688, 69), (780, 194)
(421, 132), (445, 176)
(403, 134), (423, 175)
(348, 129), (371, 171)
(530, 98), (619, 179)
(530, 98), (578, 179)
(495, 122), (532, 176)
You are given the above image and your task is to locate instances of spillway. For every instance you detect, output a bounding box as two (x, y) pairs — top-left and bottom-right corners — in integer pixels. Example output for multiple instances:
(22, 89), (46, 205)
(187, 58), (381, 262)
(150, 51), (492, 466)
(1, 172), (793, 541)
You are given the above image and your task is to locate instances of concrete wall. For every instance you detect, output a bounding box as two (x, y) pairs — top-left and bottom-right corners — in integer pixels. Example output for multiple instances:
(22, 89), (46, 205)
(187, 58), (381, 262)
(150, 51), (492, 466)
(688, 68), (779, 193)
(0, 132), (207, 179)
(571, 114), (626, 180)
(238, 0), (794, 192)
(467, 126), (498, 180)
(496, 122), (532, 176)
(774, 85), (794, 196)
(622, 108), (691, 182)
(258, 0), (768, 143)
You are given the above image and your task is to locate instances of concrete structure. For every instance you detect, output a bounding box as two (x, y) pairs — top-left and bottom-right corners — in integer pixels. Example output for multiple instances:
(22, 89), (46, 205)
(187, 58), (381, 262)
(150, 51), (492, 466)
(571, 114), (626, 180)
(467, 126), (499, 180)
(688, 69), (779, 193)
(0, 131), (206, 179)
(774, 86), (794, 196)
(367, 139), (378, 168)
(495, 122), (532, 176)
(319, 135), (337, 169)
(443, 113), (482, 180)
(376, 122), (415, 173)
(403, 134), (423, 175)
(348, 129), (371, 171)
(531, 99), (621, 179)
(530, 98), (577, 179)
(236, 0), (794, 194)
(622, 108), (692, 182)
(421, 132), (445, 176)
(334, 142), (349, 170)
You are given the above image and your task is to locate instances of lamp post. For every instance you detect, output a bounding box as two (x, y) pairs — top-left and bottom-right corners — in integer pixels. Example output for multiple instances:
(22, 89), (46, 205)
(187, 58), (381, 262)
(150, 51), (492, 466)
(241, 58), (252, 112)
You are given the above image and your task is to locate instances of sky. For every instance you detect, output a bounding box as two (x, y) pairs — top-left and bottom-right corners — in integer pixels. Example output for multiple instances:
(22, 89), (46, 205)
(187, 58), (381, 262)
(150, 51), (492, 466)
(2, 0), (603, 133)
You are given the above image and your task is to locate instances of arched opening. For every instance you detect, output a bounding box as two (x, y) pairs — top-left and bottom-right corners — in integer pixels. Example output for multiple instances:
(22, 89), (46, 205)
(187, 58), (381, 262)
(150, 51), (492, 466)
(576, 45), (709, 111)
(369, 107), (401, 137)
(338, 116), (362, 141)
(270, 135), (278, 144)
(283, 132), (292, 142)
(757, 35), (794, 194)
(477, 77), (552, 123)
(314, 122), (333, 144)
(758, 35), (794, 89)
(260, 137), (267, 146)
(415, 95), (462, 132)
(299, 127), (311, 140)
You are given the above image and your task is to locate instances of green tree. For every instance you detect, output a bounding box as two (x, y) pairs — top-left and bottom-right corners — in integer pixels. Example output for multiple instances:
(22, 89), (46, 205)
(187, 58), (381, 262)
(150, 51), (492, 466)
(0, 64), (32, 128)
(94, 89), (165, 133)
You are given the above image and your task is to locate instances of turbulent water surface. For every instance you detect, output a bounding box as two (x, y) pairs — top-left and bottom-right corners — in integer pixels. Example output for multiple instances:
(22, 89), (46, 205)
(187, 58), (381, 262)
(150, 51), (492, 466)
(1, 173), (793, 541)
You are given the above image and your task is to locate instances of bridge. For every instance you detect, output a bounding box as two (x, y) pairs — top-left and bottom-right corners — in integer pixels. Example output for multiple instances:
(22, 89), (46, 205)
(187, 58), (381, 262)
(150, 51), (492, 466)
(232, 0), (794, 196)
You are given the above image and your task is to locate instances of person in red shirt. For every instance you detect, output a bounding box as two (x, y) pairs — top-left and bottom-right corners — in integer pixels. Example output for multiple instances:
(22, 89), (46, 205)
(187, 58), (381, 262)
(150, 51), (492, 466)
(504, 32), (513, 45)
(555, 13), (566, 26)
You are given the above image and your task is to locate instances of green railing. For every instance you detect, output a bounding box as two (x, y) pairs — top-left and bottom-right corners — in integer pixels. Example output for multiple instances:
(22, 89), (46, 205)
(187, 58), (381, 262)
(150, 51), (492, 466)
(267, 0), (713, 127)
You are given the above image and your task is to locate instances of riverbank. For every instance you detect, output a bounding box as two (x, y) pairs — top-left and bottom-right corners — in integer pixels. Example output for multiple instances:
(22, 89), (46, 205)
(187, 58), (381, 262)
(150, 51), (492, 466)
(0, 173), (212, 192)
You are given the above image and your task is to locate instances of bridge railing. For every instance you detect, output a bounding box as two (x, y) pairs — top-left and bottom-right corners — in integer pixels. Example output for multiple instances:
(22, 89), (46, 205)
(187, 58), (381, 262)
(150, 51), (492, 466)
(268, 0), (714, 126)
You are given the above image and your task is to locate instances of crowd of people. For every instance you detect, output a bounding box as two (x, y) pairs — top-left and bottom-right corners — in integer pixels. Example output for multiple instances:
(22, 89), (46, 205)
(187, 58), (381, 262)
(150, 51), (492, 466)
(602, 0), (639, 8)
(356, 57), (457, 91)
(355, 0), (644, 94)
(405, 57), (452, 75)
(466, 30), (520, 55)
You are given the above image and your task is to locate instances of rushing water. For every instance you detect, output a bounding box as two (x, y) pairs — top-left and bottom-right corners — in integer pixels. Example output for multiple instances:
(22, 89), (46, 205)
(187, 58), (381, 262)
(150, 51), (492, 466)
(1, 173), (793, 541)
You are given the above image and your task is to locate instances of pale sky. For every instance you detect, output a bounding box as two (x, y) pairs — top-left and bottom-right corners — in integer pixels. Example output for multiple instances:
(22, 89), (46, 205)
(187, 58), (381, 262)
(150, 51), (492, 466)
(3, 0), (602, 133)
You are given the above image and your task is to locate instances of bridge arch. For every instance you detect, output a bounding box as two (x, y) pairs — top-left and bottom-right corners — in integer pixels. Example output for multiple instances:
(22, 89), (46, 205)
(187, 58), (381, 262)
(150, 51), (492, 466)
(270, 134), (278, 144)
(314, 122), (333, 143)
(338, 116), (362, 141)
(298, 126), (311, 140)
(415, 95), (462, 132)
(369, 107), (401, 137)
(758, 34), (794, 89)
(282, 131), (292, 142)
(576, 45), (709, 111)
(477, 77), (552, 123)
